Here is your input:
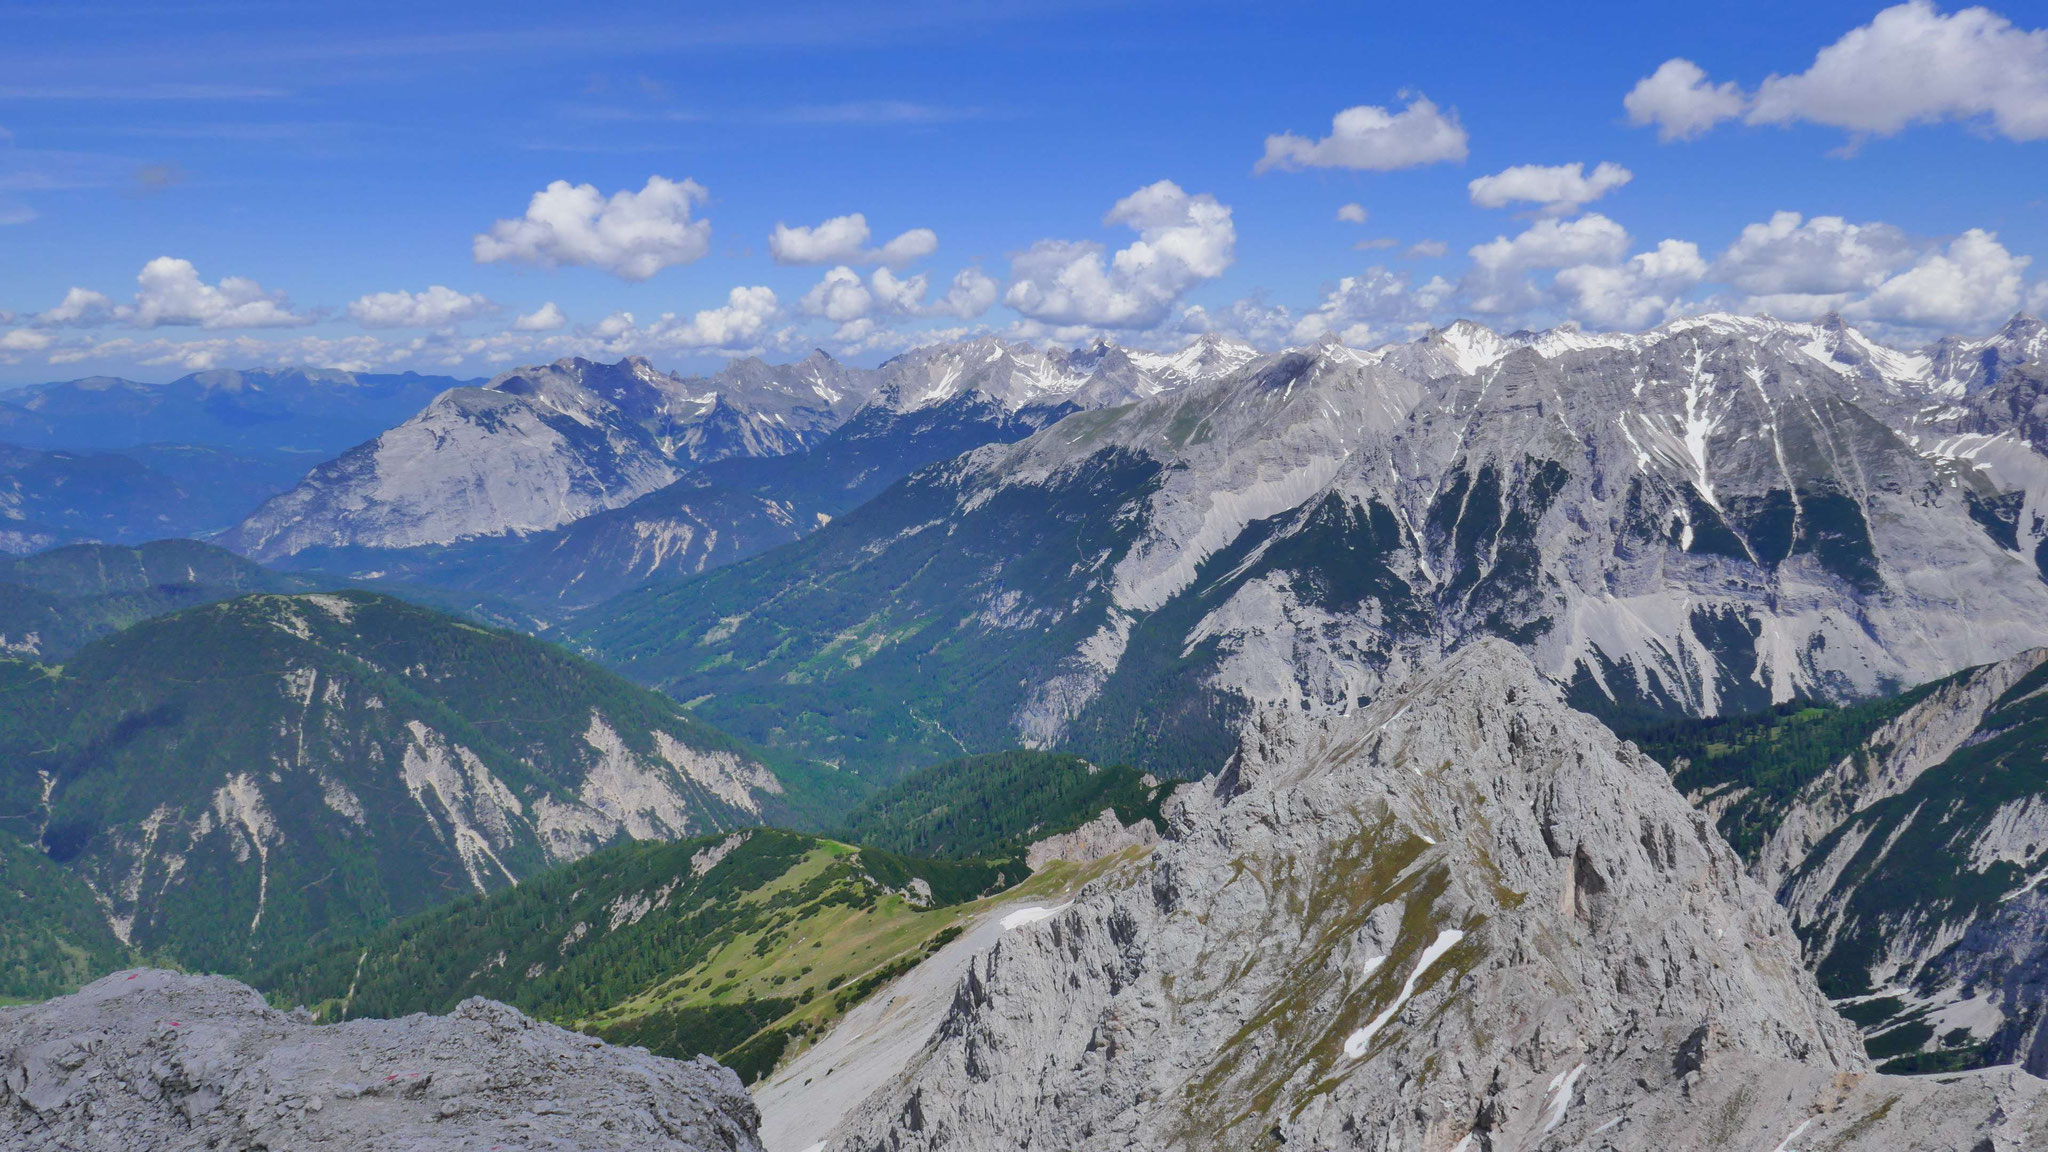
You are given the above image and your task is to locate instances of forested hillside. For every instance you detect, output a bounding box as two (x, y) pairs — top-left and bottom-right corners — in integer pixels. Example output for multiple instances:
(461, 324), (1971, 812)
(832, 748), (1171, 860)
(0, 591), (784, 979)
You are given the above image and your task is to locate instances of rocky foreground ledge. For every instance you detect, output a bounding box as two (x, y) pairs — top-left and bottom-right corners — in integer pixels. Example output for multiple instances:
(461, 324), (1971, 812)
(0, 969), (764, 1151)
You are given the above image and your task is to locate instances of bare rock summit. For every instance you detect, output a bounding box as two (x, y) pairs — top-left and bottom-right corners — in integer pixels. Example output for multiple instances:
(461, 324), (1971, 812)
(0, 968), (764, 1151)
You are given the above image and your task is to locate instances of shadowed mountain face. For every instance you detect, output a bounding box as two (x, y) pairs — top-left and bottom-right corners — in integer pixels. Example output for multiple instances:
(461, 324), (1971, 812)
(1639, 647), (2048, 1077)
(578, 314), (2048, 780)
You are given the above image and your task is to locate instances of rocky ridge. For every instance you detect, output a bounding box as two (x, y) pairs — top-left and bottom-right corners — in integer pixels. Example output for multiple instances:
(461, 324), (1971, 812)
(0, 968), (763, 1151)
(819, 640), (2047, 1150)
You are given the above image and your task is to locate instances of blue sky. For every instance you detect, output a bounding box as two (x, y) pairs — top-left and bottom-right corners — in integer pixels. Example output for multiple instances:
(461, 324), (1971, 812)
(1, 0), (2044, 383)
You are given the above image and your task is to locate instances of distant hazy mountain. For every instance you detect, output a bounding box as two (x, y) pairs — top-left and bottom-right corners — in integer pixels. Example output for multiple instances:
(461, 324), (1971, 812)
(224, 355), (868, 561)
(0, 367), (466, 456)
(0, 539), (317, 659)
(578, 312), (2048, 780)
(0, 366), (466, 551)
(0, 590), (785, 977)
(0, 442), (321, 555)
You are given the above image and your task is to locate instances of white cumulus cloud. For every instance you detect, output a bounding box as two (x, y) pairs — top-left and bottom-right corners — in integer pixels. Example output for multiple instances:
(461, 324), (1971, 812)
(936, 267), (998, 319)
(1255, 96), (1469, 173)
(591, 310), (636, 341)
(473, 176), (711, 281)
(1336, 202), (1369, 224)
(1464, 214), (1632, 313)
(797, 262), (986, 341)
(348, 285), (494, 329)
(1749, 1), (2048, 141)
(869, 267), (929, 314)
(1468, 161), (1632, 214)
(1629, 4), (2048, 146)
(1711, 211), (1919, 316)
(512, 302), (567, 331)
(1846, 228), (2031, 332)
(768, 212), (939, 268)
(643, 285), (780, 349)
(1287, 267), (1454, 346)
(799, 266), (873, 324)
(1004, 180), (1235, 329)
(1624, 59), (1747, 141)
(1554, 240), (1708, 329)
(1469, 215), (1631, 273)
(36, 287), (117, 327)
(130, 257), (311, 329)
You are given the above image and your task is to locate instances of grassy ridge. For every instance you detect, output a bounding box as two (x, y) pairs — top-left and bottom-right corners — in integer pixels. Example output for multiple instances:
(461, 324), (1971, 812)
(255, 748), (1183, 1081)
(256, 829), (1026, 1082)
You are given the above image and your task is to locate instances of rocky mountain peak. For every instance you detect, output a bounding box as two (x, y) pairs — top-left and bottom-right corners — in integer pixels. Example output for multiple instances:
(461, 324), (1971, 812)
(824, 642), (2039, 1149)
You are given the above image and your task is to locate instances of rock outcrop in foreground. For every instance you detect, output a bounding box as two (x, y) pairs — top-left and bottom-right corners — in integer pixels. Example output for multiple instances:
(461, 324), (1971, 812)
(0, 969), (764, 1151)
(832, 639), (2048, 1151)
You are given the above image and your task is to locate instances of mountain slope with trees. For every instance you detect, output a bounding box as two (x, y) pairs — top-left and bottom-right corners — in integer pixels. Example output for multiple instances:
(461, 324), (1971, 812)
(0, 590), (785, 979)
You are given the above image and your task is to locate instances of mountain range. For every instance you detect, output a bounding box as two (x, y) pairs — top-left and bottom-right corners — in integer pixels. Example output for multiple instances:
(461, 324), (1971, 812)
(221, 335), (1263, 607)
(0, 367), (467, 457)
(579, 312), (2048, 781)
(1636, 646), (2048, 1077)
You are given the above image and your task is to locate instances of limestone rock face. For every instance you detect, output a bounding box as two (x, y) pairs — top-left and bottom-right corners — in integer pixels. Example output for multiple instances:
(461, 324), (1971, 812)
(0, 969), (764, 1152)
(831, 641), (2047, 1151)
